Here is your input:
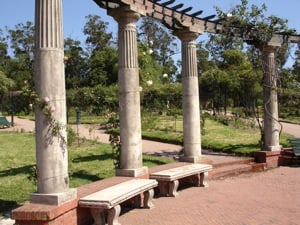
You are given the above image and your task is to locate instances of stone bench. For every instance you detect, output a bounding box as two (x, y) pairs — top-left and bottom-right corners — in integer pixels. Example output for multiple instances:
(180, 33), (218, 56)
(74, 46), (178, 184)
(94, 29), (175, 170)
(79, 178), (158, 225)
(150, 163), (212, 197)
(290, 138), (300, 156)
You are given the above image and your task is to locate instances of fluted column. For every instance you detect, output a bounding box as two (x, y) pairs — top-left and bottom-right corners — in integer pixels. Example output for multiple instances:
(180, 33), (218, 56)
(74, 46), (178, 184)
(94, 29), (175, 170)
(30, 0), (76, 205)
(261, 45), (281, 151)
(176, 30), (202, 163)
(110, 8), (148, 177)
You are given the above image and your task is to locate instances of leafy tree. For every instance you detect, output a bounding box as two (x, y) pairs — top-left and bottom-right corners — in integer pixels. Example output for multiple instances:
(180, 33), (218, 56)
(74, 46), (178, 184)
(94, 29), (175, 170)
(64, 37), (89, 89)
(0, 71), (15, 110)
(0, 29), (10, 72)
(83, 14), (113, 54)
(82, 15), (118, 87)
(196, 41), (215, 75)
(6, 22), (35, 89)
(138, 41), (163, 86)
(292, 43), (300, 82)
(138, 17), (178, 79)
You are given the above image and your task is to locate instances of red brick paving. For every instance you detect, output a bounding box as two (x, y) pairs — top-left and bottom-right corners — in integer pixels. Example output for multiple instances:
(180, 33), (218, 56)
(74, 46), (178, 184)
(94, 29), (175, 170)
(119, 166), (300, 225)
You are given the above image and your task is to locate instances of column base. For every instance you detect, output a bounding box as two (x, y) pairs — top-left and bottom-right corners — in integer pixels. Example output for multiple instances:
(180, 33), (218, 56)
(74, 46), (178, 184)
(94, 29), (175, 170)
(263, 145), (282, 151)
(30, 188), (77, 205)
(116, 166), (148, 177)
(179, 155), (205, 163)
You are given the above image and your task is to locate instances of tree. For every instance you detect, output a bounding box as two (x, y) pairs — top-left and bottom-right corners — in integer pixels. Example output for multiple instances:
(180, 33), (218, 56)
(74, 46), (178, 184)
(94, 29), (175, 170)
(6, 22), (35, 89)
(138, 17), (178, 79)
(0, 29), (10, 72)
(0, 71), (15, 110)
(83, 14), (113, 55)
(64, 37), (89, 89)
(293, 43), (300, 82)
(82, 15), (118, 87)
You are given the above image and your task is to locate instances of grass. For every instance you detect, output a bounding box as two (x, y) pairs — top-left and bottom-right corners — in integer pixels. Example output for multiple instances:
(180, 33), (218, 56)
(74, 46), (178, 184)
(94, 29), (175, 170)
(142, 115), (293, 155)
(0, 132), (173, 215)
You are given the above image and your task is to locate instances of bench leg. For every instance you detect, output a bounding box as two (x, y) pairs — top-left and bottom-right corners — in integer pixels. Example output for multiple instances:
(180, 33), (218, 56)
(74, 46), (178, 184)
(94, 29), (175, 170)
(158, 181), (168, 196)
(107, 205), (121, 225)
(143, 189), (154, 209)
(90, 208), (105, 225)
(169, 180), (179, 197)
(198, 172), (209, 187)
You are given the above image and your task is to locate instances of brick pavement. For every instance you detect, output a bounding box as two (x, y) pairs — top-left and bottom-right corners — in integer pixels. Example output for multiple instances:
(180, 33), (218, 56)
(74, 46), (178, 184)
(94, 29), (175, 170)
(119, 166), (300, 225)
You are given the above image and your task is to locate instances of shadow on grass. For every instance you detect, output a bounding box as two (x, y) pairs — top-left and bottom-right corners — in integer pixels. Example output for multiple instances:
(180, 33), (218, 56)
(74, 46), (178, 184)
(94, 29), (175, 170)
(203, 143), (260, 156)
(70, 170), (101, 182)
(143, 155), (172, 166)
(0, 165), (33, 178)
(72, 153), (114, 163)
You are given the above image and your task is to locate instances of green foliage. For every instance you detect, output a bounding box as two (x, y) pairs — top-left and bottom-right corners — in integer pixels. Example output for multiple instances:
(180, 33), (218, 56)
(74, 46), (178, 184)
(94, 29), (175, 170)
(83, 14), (113, 52)
(215, 0), (296, 45)
(138, 17), (179, 79)
(106, 112), (121, 169)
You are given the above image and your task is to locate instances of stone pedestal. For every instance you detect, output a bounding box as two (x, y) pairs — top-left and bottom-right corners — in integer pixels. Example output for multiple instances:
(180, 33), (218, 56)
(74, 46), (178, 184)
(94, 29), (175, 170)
(253, 150), (282, 168)
(111, 8), (147, 177)
(176, 30), (202, 163)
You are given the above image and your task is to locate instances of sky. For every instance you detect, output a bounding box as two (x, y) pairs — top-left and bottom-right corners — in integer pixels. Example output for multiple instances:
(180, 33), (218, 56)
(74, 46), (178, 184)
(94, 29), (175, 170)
(1, 0), (300, 67)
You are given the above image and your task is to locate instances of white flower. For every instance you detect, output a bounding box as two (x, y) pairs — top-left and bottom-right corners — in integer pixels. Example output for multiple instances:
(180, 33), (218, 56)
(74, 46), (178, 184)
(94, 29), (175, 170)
(163, 73), (168, 78)
(146, 80), (153, 86)
(29, 103), (33, 109)
(143, 52), (146, 55)
(149, 40), (153, 46)
(148, 49), (153, 54)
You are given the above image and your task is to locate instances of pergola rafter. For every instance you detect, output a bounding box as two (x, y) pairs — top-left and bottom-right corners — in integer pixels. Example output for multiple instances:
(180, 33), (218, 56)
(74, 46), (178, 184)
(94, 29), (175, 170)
(94, 0), (300, 45)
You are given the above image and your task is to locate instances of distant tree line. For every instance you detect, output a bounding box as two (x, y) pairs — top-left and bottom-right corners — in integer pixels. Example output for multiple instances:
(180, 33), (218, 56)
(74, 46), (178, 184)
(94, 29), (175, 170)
(0, 0), (299, 119)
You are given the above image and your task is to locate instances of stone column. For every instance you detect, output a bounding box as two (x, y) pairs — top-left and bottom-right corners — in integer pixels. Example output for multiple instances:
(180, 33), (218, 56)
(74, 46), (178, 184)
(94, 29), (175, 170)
(176, 30), (202, 163)
(110, 8), (148, 177)
(261, 45), (282, 151)
(30, 0), (76, 205)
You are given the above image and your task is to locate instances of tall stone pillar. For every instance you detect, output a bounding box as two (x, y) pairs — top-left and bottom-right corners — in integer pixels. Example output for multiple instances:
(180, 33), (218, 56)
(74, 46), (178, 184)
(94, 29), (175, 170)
(110, 8), (148, 177)
(30, 0), (76, 205)
(176, 30), (202, 163)
(261, 45), (281, 151)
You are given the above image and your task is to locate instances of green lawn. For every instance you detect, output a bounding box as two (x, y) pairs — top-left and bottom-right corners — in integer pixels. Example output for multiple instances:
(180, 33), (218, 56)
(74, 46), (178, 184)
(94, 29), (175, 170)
(0, 132), (173, 215)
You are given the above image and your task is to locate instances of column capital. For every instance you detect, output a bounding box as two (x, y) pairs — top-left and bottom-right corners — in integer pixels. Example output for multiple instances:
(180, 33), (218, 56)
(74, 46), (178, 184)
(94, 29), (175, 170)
(174, 29), (199, 42)
(258, 43), (281, 53)
(109, 7), (140, 23)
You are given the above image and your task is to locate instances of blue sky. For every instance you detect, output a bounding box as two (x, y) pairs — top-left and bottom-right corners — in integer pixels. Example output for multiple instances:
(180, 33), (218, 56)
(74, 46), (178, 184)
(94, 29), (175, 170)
(1, 0), (300, 66)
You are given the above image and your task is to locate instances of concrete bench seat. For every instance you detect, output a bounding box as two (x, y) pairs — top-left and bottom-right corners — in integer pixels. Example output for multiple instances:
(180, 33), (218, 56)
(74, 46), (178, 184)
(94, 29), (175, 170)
(79, 178), (158, 225)
(150, 163), (212, 197)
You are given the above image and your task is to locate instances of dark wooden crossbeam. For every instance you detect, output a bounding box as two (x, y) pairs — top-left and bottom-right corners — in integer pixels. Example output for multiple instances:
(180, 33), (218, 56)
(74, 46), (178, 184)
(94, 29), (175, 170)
(202, 15), (216, 20)
(172, 3), (184, 10)
(190, 10), (203, 17)
(161, 0), (176, 6)
(180, 6), (193, 14)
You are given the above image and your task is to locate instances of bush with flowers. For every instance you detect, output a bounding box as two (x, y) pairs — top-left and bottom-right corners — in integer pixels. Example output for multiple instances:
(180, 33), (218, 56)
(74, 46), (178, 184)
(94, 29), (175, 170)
(33, 95), (66, 144)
